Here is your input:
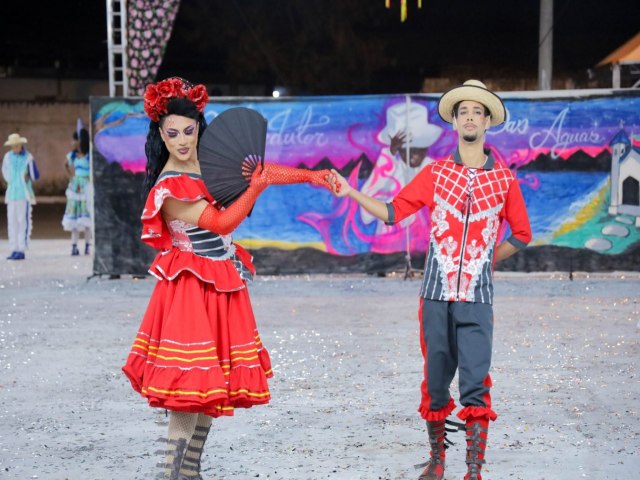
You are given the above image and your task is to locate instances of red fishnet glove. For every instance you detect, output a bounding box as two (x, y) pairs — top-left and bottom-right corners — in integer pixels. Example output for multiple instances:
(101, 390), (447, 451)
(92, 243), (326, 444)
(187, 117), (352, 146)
(250, 163), (332, 191)
(197, 169), (267, 235)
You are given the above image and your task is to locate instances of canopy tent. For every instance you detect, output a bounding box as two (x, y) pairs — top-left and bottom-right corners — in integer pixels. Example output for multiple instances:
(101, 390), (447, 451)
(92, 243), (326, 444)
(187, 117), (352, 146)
(597, 32), (640, 88)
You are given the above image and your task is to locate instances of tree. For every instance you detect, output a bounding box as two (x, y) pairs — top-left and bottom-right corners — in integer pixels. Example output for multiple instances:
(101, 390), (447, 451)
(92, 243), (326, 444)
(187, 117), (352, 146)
(170, 0), (390, 94)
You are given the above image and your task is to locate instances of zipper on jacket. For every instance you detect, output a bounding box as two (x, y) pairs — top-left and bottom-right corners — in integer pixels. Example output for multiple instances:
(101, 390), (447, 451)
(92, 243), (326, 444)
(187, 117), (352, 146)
(455, 198), (471, 301)
(456, 169), (476, 300)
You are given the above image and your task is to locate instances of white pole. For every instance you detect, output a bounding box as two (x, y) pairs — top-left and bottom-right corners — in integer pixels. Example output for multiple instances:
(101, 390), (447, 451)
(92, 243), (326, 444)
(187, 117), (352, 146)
(106, 0), (115, 97)
(538, 0), (553, 90)
(404, 96), (412, 277)
(612, 63), (621, 89)
(106, 0), (129, 97)
(120, 0), (129, 97)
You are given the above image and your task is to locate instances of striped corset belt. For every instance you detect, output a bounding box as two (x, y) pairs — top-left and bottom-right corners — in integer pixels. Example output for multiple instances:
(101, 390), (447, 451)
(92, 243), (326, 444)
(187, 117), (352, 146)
(186, 227), (231, 258)
(184, 227), (253, 282)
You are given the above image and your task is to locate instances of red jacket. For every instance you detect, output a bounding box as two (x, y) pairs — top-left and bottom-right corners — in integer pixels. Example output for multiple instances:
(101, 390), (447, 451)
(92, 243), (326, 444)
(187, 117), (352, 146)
(386, 149), (531, 304)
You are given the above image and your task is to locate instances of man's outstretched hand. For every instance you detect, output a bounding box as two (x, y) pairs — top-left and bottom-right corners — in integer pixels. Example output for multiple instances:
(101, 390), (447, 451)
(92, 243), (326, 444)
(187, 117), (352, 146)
(329, 169), (350, 197)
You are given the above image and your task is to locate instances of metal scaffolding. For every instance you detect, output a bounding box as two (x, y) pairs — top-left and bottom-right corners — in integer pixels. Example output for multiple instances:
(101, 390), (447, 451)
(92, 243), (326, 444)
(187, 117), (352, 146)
(106, 0), (129, 97)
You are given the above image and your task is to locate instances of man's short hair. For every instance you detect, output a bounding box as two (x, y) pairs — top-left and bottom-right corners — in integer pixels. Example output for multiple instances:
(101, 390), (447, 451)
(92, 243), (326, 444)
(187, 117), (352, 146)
(452, 101), (491, 118)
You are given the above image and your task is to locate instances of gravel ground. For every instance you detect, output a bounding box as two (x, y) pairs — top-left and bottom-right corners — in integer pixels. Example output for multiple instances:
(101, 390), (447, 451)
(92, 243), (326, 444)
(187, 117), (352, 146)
(0, 239), (638, 480)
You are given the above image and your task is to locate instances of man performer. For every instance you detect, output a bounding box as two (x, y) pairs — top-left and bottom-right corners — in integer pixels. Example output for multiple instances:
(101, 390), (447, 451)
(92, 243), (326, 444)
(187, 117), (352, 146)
(2, 133), (38, 260)
(329, 80), (532, 480)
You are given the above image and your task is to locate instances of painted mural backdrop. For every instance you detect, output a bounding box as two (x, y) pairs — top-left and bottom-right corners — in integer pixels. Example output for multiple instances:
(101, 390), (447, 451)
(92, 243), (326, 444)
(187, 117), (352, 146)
(90, 90), (640, 275)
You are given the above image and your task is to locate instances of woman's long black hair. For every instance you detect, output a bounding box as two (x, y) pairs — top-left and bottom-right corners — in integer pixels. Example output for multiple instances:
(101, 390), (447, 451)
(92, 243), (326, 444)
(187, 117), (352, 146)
(142, 97), (207, 199)
(73, 128), (90, 156)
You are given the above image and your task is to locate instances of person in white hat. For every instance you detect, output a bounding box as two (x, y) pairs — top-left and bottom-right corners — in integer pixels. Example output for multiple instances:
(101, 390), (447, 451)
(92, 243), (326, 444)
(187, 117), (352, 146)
(361, 100), (442, 237)
(2, 133), (38, 260)
(329, 80), (531, 480)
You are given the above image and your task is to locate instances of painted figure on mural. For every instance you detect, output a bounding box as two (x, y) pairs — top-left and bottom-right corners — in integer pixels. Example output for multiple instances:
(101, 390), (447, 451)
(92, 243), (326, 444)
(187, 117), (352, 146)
(329, 80), (532, 480)
(361, 100), (442, 248)
(2, 133), (38, 260)
(121, 77), (333, 478)
(62, 125), (92, 256)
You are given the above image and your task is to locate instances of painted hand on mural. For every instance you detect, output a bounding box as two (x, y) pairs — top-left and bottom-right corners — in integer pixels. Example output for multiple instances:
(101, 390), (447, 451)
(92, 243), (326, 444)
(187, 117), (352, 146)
(388, 131), (430, 169)
(389, 131), (407, 156)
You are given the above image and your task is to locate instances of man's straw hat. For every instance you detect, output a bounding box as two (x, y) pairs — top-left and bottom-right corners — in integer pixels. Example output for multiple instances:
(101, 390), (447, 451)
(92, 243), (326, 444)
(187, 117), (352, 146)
(437, 80), (506, 126)
(4, 133), (28, 147)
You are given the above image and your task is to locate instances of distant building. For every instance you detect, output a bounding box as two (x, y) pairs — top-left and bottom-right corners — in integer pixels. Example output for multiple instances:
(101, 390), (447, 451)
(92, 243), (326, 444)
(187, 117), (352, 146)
(609, 129), (640, 226)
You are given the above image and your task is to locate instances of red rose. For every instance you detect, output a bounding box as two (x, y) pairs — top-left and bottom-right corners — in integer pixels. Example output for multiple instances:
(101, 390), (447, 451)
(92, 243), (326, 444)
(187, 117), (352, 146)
(157, 79), (175, 98)
(188, 85), (209, 112)
(143, 84), (162, 121)
(143, 78), (207, 121)
(169, 77), (185, 96)
(155, 98), (169, 122)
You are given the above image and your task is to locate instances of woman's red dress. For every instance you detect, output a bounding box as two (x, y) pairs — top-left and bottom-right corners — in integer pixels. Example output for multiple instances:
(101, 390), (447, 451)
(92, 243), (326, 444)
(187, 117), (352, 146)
(122, 172), (273, 417)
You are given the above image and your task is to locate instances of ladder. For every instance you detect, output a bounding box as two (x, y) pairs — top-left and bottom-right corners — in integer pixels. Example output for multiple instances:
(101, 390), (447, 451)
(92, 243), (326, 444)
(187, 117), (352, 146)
(106, 0), (129, 97)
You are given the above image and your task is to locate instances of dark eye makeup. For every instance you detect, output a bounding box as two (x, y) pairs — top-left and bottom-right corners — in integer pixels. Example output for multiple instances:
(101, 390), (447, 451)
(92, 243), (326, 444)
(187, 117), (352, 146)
(164, 125), (196, 138)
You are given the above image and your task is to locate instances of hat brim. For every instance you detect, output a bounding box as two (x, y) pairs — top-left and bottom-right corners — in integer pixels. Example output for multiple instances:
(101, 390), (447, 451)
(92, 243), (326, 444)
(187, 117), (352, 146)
(4, 138), (27, 147)
(438, 85), (505, 126)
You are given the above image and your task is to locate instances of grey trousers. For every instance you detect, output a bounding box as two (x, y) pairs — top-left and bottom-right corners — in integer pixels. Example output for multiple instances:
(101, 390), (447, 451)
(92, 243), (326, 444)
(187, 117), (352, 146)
(420, 299), (494, 412)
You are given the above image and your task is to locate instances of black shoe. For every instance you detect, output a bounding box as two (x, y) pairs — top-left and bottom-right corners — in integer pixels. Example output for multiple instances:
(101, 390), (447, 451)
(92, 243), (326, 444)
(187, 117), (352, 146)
(10, 252), (25, 260)
(85, 243), (91, 255)
(71, 244), (80, 256)
(6, 251), (18, 260)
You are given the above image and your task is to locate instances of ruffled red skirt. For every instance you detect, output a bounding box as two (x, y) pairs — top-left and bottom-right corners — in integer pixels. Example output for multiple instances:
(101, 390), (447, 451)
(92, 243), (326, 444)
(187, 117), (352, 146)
(122, 263), (273, 417)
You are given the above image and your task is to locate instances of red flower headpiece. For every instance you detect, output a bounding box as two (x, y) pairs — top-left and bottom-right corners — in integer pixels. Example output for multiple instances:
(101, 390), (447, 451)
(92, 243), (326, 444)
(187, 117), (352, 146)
(143, 77), (209, 122)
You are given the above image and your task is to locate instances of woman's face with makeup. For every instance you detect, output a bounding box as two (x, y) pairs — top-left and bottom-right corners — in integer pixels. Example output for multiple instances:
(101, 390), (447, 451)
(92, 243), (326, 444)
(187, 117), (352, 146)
(159, 115), (199, 163)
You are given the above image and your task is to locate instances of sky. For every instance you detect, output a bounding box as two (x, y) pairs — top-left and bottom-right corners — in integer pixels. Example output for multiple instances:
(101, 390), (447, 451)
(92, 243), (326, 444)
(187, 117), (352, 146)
(1, 0), (638, 93)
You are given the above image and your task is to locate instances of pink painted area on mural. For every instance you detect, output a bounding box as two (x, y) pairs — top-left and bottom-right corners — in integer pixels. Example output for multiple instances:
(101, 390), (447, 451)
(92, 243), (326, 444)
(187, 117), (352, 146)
(94, 134), (147, 172)
(298, 163), (429, 255)
(298, 166), (372, 255)
(495, 146), (611, 167)
(526, 146), (611, 162)
(117, 162), (146, 173)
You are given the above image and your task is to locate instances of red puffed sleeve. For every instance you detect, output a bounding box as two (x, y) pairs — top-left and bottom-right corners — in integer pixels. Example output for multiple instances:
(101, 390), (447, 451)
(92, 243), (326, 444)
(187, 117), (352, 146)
(140, 173), (213, 250)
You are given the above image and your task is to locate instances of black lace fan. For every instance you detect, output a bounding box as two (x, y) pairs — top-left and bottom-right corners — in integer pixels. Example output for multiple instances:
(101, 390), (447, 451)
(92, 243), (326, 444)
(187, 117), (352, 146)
(198, 107), (267, 208)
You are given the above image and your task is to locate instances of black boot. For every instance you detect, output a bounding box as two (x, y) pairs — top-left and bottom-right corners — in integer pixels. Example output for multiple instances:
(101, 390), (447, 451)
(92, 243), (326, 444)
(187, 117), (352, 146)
(178, 422), (211, 479)
(415, 418), (464, 480)
(85, 243), (91, 255)
(71, 244), (80, 256)
(464, 417), (489, 480)
(155, 437), (188, 480)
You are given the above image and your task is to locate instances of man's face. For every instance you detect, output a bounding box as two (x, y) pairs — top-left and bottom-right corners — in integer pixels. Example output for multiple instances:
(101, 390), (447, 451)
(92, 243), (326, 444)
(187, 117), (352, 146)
(454, 100), (490, 144)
